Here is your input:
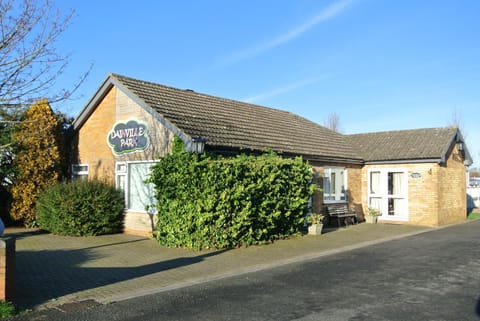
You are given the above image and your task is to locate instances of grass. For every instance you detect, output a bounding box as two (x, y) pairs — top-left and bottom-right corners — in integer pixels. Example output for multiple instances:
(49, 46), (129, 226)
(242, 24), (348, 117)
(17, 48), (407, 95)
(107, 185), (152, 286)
(0, 300), (16, 319)
(468, 208), (480, 220)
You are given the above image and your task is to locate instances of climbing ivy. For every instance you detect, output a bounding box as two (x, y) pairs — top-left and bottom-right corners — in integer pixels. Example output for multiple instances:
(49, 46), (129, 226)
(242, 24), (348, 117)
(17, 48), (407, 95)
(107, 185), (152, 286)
(148, 150), (314, 250)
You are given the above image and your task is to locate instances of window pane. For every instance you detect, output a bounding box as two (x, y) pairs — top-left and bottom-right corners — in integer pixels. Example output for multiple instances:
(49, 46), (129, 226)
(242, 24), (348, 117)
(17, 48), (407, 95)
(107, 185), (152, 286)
(388, 172), (404, 195)
(370, 171), (381, 194)
(73, 165), (88, 172)
(369, 197), (382, 211)
(72, 174), (88, 181)
(388, 198), (405, 216)
(117, 174), (126, 191)
(128, 163), (157, 211)
(331, 172), (336, 195)
(323, 167), (346, 202)
(116, 163), (127, 172)
(323, 170), (332, 200)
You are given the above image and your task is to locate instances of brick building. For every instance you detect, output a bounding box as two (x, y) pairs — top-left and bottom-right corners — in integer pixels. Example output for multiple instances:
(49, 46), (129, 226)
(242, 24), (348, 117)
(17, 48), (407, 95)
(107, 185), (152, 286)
(72, 74), (473, 235)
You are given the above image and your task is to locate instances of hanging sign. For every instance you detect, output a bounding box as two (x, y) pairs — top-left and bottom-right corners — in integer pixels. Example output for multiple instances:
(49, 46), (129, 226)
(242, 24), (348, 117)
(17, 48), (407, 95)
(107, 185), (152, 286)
(410, 172), (422, 179)
(107, 119), (149, 155)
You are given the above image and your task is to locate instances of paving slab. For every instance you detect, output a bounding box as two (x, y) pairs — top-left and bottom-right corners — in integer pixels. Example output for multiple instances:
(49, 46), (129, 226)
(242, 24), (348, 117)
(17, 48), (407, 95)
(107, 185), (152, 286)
(5, 223), (431, 311)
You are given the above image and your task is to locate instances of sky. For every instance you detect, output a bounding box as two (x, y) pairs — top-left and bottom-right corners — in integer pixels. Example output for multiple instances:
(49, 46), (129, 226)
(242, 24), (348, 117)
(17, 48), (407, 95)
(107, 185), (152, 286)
(53, 0), (480, 166)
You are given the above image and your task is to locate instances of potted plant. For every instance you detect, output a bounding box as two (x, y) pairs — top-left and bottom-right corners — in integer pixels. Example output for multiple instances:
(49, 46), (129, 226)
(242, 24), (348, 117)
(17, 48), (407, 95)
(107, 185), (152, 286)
(307, 213), (325, 235)
(365, 207), (381, 224)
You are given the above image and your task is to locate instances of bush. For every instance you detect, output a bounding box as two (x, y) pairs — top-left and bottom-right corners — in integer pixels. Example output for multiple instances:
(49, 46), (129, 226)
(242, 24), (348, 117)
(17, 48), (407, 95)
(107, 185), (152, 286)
(37, 180), (125, 236)
(149, 151), (314, 250)
(0, 300), (16, 318)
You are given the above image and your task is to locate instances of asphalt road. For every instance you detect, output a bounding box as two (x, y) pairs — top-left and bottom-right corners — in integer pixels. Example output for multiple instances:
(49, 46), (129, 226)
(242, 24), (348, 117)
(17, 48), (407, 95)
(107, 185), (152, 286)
(11, 220), (480, 321)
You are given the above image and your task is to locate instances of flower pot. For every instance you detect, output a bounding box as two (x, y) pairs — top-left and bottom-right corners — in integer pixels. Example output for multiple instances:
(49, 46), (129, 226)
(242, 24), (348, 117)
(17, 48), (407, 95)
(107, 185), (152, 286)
(365, 216), (378, 224)
(308, 223), (323, 235)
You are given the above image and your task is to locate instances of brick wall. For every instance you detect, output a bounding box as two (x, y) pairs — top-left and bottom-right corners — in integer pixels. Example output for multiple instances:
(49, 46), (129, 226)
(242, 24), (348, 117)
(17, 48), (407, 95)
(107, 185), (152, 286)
(438, 144), (467, 225)
(347, 165), (363, 217)
(361, 144), (467, 226)
(406, 163), (440, 226)
(77, 87), (117, 183)
(75, 86), (174, 235)
(0, 237), (15, 302)
(310, 162), (362, 215)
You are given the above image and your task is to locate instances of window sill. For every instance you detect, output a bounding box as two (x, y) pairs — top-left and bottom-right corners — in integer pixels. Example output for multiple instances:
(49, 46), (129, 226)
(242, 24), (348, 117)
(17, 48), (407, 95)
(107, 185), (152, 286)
(378, 216), (408, 222)
(323, 200), (348, 204)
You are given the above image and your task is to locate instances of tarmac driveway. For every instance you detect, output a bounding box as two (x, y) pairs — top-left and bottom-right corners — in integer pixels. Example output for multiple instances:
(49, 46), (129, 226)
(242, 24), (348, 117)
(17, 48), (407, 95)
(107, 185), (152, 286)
(7, 223), (430, 310)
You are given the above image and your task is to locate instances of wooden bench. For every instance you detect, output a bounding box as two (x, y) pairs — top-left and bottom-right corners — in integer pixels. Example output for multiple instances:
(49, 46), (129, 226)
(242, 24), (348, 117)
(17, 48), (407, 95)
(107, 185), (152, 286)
(326, 203), (357, 227)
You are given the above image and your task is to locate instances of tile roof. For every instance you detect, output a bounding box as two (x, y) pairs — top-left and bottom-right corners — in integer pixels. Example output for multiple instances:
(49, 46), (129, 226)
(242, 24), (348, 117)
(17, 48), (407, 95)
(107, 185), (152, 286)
(111, 74), (363, 163)
(347, 127), (459, 163)
(75, 73), (472, 166)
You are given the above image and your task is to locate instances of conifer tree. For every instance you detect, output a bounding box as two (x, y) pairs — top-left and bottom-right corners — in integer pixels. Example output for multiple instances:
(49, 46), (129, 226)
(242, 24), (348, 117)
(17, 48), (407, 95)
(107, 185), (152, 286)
(9, 99), (64, 225)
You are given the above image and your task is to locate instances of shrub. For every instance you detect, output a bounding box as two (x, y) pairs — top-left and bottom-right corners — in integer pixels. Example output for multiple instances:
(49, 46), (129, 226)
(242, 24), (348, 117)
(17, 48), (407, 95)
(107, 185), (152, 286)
(149, 151), (314, 250)
(37, 180), (125, 236)
(9, 99), (66, 225)
(0, 300), (16, 318)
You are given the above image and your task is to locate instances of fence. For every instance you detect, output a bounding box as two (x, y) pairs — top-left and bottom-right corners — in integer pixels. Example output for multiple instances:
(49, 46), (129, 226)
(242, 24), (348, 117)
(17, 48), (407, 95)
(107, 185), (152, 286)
(467, 186), (480, 209)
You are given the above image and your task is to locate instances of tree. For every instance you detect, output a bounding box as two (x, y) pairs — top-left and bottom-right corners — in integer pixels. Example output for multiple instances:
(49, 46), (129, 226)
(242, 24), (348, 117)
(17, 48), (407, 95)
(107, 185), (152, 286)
(0, 121), (16, 187)
(0, 0), (89, 139)
(323, 112), (342, 133)
(9, 99), (65, 225)
(449, 107), (461, 128)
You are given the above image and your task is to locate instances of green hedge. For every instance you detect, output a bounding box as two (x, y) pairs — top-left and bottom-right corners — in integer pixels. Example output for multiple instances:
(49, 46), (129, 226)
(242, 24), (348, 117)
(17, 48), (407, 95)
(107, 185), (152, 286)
(36, 180), (125, 236)
(149, 151), (314, 250)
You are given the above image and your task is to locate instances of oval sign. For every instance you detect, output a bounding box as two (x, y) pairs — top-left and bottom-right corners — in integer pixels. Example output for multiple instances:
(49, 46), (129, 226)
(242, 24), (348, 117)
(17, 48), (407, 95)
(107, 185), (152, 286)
(107, 119), (150, 155)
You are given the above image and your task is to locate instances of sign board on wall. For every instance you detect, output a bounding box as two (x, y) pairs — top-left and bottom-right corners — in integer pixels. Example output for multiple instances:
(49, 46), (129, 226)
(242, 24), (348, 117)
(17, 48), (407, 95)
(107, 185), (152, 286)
(107, 119), (150, 155)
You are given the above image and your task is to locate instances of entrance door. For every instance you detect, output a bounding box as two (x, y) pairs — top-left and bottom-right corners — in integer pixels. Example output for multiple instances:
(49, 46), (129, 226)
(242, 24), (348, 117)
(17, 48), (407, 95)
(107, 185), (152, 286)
(115, 161), (158, 212)
(368, 169), (408, 220)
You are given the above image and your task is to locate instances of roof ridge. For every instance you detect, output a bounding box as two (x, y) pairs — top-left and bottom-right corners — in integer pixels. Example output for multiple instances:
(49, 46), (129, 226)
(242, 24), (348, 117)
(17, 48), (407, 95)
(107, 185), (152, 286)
(107, 72), (363, 162)
(111, 73), (306, 118)
(347, 126), (456, 137)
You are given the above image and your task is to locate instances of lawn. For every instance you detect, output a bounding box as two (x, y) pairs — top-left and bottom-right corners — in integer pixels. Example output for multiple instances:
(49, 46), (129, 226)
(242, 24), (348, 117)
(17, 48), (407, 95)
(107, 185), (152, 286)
(467, 208), (480, 220)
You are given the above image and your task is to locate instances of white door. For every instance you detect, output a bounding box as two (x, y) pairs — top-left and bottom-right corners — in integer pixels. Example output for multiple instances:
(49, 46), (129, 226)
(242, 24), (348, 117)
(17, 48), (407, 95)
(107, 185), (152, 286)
(368, 169), (408, 221)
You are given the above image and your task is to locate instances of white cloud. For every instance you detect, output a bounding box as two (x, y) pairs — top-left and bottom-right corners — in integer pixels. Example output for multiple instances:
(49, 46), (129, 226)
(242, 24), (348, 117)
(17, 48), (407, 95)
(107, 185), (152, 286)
(244, 76), (329, 103)
(217, 0), (353, 66)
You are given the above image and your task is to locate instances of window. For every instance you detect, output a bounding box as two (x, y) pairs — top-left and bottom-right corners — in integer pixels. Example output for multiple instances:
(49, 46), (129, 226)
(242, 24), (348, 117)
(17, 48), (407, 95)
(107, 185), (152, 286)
(72, 164), (88, 181)
(323, 167), (346, 202)
(115, 162), (127, 192)
(369, 170), (382, 210)
(368, 169), (408, 220)
(115, 161), (157, 212)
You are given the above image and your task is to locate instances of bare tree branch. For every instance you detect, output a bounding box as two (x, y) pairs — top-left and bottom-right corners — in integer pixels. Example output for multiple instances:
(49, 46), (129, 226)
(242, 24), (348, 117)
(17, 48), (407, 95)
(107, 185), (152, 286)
(449, 107), (468, 140)
(323, 112), (342, 133)
(0, 0), (90, 114)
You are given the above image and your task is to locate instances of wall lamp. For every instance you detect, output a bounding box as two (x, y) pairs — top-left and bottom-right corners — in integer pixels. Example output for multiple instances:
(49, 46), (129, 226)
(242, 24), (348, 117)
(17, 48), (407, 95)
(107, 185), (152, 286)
(191, 136), (206, 154)
(456, 141), (464, 151)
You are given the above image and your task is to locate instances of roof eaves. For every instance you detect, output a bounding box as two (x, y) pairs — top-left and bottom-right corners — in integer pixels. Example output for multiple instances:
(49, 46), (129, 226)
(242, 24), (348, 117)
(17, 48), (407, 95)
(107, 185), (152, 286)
(300, 154), (364, 165)
(72, 74), (114, 130)
(364, 158), (443, 165)
(110, 75), (200, 149)
(450, 128), (473, 166)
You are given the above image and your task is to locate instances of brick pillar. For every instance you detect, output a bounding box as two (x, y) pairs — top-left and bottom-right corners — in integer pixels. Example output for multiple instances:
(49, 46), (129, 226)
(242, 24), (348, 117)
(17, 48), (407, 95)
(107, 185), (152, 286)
(0, 237), (15, 302)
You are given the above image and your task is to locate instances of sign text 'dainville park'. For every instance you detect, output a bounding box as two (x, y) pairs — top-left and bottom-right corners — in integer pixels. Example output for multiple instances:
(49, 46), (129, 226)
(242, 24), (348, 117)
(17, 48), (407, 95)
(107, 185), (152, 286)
(107, 119), (150, 155)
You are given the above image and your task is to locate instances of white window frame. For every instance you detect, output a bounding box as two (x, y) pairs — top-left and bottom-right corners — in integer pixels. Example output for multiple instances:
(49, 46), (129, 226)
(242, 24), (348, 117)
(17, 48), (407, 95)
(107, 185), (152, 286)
(115, 161), (128, 207)
(367, 168), (408, 221)
(71, 164), (89, 180)
(323, 166), (347, 204)
(115, 160), (159, 213)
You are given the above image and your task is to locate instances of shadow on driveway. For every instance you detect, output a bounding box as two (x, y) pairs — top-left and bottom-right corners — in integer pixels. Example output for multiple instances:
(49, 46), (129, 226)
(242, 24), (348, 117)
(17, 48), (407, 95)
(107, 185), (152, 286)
(11, 230), (226, 309)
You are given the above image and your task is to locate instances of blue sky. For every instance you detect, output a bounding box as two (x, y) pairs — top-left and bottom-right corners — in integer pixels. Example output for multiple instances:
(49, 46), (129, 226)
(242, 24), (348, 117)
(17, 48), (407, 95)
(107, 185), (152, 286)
(54, 0), (480, 165)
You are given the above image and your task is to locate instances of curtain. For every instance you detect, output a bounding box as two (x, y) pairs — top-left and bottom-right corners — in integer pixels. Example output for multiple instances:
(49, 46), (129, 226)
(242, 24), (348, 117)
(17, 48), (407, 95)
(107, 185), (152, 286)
(370, 171), (381, 194)
(393, 198), (405, 216)
(369, 197), (382, 211)
(128, 162), (157, 211)
(392, 172), (404, 195)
